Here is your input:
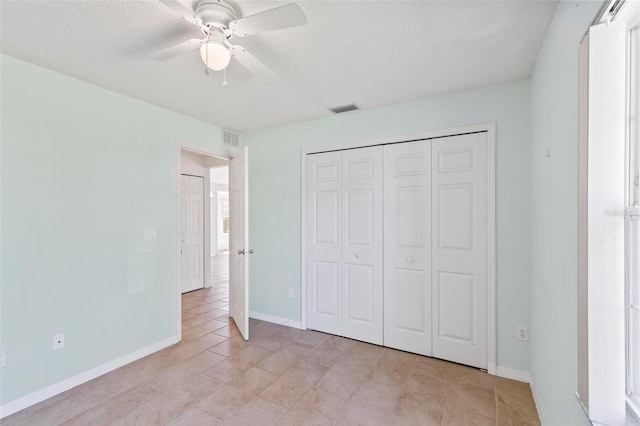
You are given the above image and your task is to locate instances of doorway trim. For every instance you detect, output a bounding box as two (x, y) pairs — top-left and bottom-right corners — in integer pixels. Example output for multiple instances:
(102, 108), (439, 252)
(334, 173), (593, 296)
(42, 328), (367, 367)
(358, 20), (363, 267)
(299, 122), (497, 374)
(175, 140), (233, 340)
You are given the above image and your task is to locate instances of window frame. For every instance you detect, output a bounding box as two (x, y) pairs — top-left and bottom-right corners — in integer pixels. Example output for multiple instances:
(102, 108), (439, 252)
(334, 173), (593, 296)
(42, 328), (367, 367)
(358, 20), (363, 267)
(627, 15), (640, 422)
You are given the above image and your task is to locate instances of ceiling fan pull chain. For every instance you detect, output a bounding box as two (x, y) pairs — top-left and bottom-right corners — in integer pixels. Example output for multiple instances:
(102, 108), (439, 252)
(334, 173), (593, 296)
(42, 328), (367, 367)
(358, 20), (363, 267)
(204, 30), (211, 75)
(222, 67), (228, 87)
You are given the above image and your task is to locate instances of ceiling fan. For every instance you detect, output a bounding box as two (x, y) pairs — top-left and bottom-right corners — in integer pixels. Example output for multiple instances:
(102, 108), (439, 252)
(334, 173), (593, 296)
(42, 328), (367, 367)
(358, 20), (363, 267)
(152, 0), (307, 81)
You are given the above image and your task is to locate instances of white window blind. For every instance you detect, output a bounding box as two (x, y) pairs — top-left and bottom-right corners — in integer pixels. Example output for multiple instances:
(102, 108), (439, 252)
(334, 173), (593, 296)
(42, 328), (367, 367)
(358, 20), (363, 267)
(577, 17), (627, 426)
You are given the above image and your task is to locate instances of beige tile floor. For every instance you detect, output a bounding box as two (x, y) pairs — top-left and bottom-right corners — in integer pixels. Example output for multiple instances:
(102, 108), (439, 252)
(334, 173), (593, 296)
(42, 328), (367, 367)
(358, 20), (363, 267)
(3, 254), (540, 426)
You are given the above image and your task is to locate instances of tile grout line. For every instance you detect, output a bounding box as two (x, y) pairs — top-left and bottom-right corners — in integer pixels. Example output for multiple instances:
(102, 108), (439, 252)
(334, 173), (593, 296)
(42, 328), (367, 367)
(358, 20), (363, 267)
(440, 369), (453, 426)
(494, 380), (499, 426)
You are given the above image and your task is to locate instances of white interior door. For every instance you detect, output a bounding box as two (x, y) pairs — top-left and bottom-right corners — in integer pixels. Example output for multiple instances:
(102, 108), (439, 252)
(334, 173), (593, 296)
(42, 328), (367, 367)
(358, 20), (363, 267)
(229, 146), (249, 340)
(180, 175), (190, 293)
(383, 140), (432, 356)
(180, 174), (204, 293)
(431, 132), (488, 368)
(342, 146), (384, 345)
(306, 151), (343, 336)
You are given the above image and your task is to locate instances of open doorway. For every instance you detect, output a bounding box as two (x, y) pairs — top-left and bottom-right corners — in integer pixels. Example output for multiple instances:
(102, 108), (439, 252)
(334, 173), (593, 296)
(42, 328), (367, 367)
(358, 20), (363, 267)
(177, 144), (250, 342)
(179, 149), (233, 340)
(209, 165), (230, 305)
(209, 165), (231, 274)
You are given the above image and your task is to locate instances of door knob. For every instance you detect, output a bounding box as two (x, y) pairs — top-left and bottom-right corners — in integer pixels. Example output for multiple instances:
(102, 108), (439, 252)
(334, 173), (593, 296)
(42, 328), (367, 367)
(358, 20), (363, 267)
(355, 253), (362, 259)
(248, 249), (254, 254)
(238, 249), (245, 255)
(406, 257), (415, 264)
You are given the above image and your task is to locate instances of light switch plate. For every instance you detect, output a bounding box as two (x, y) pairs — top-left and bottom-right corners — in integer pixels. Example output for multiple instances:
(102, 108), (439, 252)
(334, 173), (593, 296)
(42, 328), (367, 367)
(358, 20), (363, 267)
(144, 227), (158, 241)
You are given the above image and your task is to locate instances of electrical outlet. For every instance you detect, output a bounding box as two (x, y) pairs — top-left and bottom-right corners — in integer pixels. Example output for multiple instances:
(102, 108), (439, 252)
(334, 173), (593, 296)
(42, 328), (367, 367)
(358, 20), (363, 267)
(0, 352), (6, 368)
(53, 333), (65, 350)
(517, 326), (529, 341)
(287, 288), (294, 299)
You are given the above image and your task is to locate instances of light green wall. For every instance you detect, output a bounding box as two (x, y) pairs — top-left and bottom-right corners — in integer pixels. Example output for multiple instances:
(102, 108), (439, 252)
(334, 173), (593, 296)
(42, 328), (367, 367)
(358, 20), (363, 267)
(244, 79), (533, 371)
(529, 1), (602, 425)
(0, 55), (228, 405)
(0, 0), (605, 413)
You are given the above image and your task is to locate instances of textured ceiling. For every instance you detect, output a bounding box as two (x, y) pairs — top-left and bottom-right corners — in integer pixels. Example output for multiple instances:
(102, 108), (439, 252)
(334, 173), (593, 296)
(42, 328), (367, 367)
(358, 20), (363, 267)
(0, 0), (558, 132)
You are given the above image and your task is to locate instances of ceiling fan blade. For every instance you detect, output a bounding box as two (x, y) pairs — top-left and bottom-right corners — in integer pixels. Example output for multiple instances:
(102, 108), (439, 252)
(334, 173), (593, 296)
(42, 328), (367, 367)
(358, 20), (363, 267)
(158, 0), (199, 25)
(230, 3), (307, 36)
(230, 45), (277, 80)
(150, 39), (202, 61)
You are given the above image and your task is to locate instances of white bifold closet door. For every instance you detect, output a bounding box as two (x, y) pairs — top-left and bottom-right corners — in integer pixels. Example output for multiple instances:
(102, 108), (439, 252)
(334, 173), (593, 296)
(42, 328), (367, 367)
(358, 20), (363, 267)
(431, 132), (488, 368)
(383, 140), (432, 356)
(306, 151), (342, 336)
(306, 146), (384, 345)
(306, 132), (488, 369)
(342, 147), (384, 345)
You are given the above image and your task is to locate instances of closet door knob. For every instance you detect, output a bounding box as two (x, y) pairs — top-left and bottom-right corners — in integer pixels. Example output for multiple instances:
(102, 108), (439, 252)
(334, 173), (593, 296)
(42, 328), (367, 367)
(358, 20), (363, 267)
(355, 253), (362, 259)
(406, 257), (415, 264)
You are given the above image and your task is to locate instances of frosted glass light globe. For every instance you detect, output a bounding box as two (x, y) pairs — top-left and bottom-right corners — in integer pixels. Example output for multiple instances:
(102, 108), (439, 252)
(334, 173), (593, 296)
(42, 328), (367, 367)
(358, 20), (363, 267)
(200, 41), (231, 71)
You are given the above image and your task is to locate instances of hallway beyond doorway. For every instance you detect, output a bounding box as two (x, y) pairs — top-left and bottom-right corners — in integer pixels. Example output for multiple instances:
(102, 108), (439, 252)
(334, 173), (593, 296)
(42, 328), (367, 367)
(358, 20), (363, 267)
(211, 251), (229, 289)
(180, 251), (231, 342)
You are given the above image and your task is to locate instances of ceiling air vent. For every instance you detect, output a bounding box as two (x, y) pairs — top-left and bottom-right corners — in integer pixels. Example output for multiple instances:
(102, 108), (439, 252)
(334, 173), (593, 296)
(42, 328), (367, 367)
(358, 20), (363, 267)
(329, 104), (359, 114)
(222, 129), (240, 148)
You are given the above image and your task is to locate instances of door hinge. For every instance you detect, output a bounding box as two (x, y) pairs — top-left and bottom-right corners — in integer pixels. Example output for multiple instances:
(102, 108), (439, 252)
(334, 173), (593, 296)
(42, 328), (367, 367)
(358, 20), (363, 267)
(627, 206), (640, 220)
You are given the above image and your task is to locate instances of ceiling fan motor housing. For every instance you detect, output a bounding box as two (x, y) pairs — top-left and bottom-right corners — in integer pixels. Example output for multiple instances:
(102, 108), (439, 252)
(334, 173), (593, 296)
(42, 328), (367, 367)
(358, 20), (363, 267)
(153, 0), (307, 80)
(195, 0), (238, 29)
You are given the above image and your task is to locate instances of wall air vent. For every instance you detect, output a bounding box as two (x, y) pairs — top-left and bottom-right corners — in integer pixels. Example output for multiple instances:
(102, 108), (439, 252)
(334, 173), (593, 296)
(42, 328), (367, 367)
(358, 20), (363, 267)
(222, 129), (240, 147)
(329, 104), (360, 114)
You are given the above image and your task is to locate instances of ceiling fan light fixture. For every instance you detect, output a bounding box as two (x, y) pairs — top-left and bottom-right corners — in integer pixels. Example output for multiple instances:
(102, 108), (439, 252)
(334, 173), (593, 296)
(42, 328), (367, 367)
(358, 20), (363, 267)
(200, 41), (231, 71)
(200, 36), (231, 71)
(155, 1), (309, 78)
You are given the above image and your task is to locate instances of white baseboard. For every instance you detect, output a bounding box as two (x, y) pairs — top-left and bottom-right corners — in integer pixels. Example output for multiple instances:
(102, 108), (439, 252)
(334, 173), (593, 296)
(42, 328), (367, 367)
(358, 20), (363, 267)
(496, 365), (532, 383)
(529, 374), (547, 426)
(0, 336), (179, 419)
(496, 366), (546, 426)
(249, 311), (304, 330)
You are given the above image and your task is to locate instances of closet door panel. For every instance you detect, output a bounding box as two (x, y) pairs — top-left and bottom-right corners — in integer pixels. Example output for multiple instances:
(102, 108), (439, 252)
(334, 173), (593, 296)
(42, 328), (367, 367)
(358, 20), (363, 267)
(383, 141), (432, 355)
(313, 261), (340, 317)
(346, 189), (374, 245)
(345, 263), (374, 322)
(307, 151), (343, 336)
(342, 146), (384, 345)
(432, 132), (488, 368)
